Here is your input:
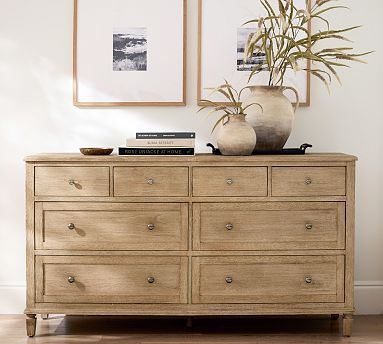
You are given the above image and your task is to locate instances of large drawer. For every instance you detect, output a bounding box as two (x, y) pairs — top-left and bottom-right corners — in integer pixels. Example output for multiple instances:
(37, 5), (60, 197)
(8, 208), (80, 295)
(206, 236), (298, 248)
(193, 202), (345, 250)
(35, 166), (110, 197)
(36, 256), (188, 304)
(272, 167), (346, 196)
(192, 256), (344, 304)
(35, 203), (188, 250)
(193, 167), (268, 197)
(114, 167), (189, 197)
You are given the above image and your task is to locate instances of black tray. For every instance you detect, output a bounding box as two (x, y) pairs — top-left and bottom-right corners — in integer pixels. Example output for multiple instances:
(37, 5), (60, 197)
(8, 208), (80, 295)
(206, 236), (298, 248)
(207, 143), (312, 155)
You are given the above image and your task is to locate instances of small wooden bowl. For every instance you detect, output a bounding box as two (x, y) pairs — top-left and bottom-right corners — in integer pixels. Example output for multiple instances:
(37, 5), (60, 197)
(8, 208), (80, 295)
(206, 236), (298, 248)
(80, 148), (114, 156)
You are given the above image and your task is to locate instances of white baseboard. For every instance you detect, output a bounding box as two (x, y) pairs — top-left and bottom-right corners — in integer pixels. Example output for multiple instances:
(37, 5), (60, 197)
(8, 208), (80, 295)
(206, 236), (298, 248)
(0, 285), (26, 314)
(355, 281), (383, 315)
(1, 283), (382, 315)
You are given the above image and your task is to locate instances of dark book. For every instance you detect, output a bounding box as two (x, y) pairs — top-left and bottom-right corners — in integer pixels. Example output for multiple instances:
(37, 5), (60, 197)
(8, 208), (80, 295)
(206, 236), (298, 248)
(136, 132), (195, 139)
(118, 147), (195, 156)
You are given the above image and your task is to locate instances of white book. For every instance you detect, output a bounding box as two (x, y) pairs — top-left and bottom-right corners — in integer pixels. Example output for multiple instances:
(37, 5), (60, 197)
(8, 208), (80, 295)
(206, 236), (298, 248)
(126, 138), (195, 148)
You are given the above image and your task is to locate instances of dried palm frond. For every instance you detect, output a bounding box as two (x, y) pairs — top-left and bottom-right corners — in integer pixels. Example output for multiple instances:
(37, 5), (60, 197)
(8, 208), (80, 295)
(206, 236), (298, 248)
(242, 0), (372, 91)
(199, 81), (262, 133)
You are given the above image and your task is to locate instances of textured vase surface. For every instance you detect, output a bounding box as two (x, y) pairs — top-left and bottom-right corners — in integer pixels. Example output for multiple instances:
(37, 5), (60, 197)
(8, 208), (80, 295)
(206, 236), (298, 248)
(242, 86), (298, 152)
(216, 114), (256, 156)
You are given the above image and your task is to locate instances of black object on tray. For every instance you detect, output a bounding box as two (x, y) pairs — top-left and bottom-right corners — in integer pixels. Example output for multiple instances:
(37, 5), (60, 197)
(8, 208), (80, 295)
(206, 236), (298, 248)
(207, 143), (313, 155)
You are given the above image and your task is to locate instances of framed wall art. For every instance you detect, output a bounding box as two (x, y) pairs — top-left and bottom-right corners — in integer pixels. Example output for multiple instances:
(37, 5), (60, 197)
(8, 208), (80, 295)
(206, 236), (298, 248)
(198, 0), (311, 106)
(73, 0), (187, 106)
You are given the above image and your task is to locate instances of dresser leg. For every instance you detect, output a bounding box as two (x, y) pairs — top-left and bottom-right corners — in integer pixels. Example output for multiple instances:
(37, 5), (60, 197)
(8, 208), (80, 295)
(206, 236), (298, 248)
(41, 314), (49, 320)
(186, 316), (193, 328)
(26, 314), (37, 337)
(331, 314), (339, 320)
(342, 314), (353, 337)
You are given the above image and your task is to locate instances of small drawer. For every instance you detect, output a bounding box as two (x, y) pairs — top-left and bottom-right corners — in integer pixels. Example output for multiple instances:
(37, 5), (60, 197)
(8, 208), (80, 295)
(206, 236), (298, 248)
(35, 202), (188, 250)
(36, 256), (188, 304)
(192, 256), (344, 304)
(272, 167), (346, 196)
(114, 167), (189, 197)
(193, 202), (345, 250)
(35, 166), (110, 197)
(193, 167), (268, 197)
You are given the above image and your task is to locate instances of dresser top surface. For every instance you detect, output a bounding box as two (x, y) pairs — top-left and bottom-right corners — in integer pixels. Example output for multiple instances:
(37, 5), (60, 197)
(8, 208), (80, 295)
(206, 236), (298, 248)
(25, 153), (358, 162)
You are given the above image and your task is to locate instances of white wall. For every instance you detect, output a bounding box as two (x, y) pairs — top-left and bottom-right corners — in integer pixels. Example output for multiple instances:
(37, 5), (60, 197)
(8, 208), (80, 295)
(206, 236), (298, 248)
(0, 0), (382, 314)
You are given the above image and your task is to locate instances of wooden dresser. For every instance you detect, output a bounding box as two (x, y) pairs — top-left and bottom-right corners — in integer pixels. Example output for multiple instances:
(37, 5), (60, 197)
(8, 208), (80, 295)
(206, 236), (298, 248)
(24, 153), (356, 337)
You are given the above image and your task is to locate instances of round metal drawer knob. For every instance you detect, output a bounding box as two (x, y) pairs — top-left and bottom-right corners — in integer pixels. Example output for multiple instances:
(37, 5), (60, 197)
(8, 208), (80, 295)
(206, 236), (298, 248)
(225, 276), (233, 284)
(305, 178), (312, 185)
(147, 224), (155, 230)
(147, 277), (155, 284)
(226, 179), (233, 185)
(305, 223), (313, 230)
(305, 276), (313, 284)
(68, 179), (78, 186)
(226, 223), (234, 231)
(147, 178), (154, 185)
(67, 223), (75, 230)
(68, 276), (75, 284)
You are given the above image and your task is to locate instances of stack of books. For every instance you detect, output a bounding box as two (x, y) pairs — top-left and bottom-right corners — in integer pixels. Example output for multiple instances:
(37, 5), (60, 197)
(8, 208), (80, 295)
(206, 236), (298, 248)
(119, 132), (195, 156)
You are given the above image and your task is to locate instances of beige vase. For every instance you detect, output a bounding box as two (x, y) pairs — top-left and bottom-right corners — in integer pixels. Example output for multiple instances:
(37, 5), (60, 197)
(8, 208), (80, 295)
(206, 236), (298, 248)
(216, 114), (256, 156)
(242, 86), (299, 152)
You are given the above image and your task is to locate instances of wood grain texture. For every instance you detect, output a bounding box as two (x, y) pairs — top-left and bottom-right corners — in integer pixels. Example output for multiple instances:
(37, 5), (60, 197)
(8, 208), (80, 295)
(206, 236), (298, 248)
(114, 167), (189, 197)
(193, 202), (345, 251)
(33, 196), (348, 203)
(25, 303), (354, 316)
(24, 153), (358, 163)
(272, 167), (346, 196)
(33, 249), (346, 256)
(35, 202), (188, 250)
(25, 314), (36, 337)
(192, 167), (268, 197)
(36, 256), (188, 304)
(25, 163), (35, 310)
(343, 313), (353, 337)
(345, 162), (356, 310)
(35, 166), (110, 197)
(192, 256), (344, 304)
(25, 154), (356, 337)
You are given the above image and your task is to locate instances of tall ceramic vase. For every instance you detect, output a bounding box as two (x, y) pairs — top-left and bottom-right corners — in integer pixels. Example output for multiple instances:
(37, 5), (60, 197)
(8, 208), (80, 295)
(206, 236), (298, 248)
(217, 114), (256, 156)
(242, 86), (299, 152)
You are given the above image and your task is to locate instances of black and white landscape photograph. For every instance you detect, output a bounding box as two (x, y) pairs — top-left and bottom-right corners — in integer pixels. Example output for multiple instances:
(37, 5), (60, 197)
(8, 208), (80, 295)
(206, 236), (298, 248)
(237, 28), (266, 72)
(113, 27), (147, 71)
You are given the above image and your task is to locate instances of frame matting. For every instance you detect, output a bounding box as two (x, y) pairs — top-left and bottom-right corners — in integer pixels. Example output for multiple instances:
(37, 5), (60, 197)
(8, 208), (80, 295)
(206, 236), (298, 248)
(198, 0), (311, 107)
(73, 0), (187, 106)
